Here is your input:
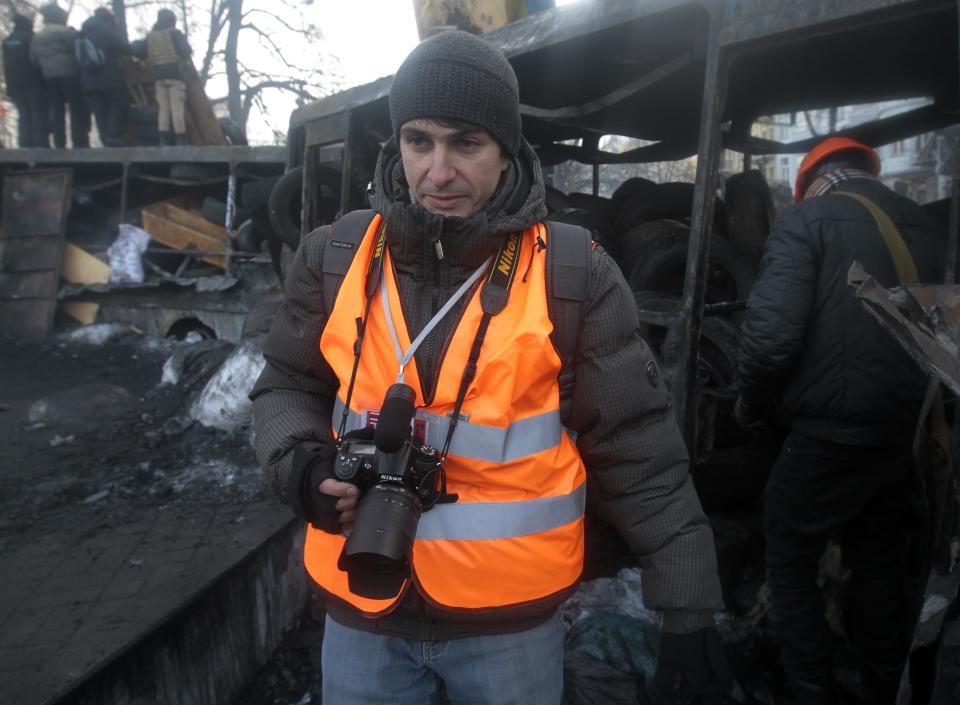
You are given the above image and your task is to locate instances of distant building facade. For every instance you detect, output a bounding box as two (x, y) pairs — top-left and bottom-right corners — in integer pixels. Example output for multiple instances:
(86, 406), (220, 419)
(753, 100), (952, 205)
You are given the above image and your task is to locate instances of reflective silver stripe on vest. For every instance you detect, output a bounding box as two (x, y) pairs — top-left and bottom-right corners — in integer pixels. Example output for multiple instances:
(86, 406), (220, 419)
(333, 398), (562, 463)
(415, 482), (586, 541)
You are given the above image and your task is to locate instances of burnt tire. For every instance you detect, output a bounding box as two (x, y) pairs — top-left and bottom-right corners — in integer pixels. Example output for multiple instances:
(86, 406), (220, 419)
(610, 176), (657, 215)
(240, 174), (281, 210)
(201, 196), (250, 228)
(566, 192), (615, 222)
(616, 181), (728, 238)
(628, 231), (755, 303)
(545, 208), (615, 255)
(234, 219), (261, 252)
(617, 219), (686, 281)
(616, 181), (695, 231)
(268, 166), (305, 250)
(725, 169), (776, 267)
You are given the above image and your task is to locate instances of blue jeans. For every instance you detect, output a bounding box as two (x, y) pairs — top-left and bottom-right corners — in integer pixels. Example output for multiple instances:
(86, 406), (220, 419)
(321, 611), (564, 705)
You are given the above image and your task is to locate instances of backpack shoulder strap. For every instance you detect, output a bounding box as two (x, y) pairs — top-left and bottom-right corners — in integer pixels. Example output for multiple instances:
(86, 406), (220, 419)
(834, 191), (919, 285)
(320, 209), (377, 308)
(544, 220), (592, 426)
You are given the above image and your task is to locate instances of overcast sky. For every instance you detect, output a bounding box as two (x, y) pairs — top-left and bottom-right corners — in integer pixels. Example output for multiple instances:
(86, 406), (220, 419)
(68, 0), (583, 144)
(243, 0), (582, 142)
(313, 0), (420, 87)
(315, 0), (580, 86)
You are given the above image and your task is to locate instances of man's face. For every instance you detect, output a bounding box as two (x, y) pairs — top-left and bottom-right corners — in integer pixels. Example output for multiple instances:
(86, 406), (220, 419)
(399, 119), (509, 219)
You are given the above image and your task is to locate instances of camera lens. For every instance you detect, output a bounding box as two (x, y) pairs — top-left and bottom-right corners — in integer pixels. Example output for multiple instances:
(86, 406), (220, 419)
(338, 483), (421, 599)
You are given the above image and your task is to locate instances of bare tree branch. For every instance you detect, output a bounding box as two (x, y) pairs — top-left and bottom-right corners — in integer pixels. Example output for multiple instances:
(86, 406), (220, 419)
(199, 0), (227, 85)
(240, 8), (310, 36)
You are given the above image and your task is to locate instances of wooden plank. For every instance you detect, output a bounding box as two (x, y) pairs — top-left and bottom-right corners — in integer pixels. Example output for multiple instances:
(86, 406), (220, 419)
(0, 271), (59, 298)
(0, 168), (72, 341)
(62, 301), (99, 325)
(180, 60), (227, 146)
(0, 236), (62, 272)
(60, 243), (109, 325)
(62, 242), (111, 284)
(1, 171), (72, 238)
(161, 203), (228, 241)
(141, 207), (226, 268)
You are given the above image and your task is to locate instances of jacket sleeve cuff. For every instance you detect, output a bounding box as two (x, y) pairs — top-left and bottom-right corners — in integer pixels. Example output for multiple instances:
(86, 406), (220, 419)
(660, 610), (717, 634)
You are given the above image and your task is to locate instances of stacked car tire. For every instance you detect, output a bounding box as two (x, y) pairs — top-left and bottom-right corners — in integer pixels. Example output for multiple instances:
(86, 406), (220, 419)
(545, 171), (780, 510)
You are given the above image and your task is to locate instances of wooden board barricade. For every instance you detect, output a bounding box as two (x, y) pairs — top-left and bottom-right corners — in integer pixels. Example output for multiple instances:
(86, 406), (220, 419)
(141, 199), (228, 269)
(0, 169), (73, 341)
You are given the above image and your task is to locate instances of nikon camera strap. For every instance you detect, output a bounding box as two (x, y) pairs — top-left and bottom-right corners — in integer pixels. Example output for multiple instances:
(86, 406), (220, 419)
(317, 212), (593, 426)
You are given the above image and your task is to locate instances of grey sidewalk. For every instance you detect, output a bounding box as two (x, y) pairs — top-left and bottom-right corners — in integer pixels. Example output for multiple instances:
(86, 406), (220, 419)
(0, 495), (295, 705)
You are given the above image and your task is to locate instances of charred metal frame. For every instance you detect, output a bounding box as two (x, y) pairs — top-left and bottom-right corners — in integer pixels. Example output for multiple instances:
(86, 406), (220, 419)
(672, 0), (960, 452)
(284, 0), (959, 454)
(0, 146), (285, 277)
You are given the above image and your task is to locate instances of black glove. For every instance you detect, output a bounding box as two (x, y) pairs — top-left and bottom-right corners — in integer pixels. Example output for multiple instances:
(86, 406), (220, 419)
(288, 428), (376, 533)
(653, 627), (730, 704)
(289, 443), (340, 534)
(342, 426), (374, 442)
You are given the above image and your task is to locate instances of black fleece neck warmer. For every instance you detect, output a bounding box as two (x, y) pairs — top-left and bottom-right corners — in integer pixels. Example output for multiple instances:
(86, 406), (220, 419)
(367, 136), (547, 270)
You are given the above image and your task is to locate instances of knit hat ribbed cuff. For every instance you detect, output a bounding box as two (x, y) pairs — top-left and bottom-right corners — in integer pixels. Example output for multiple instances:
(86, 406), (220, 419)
(389, 31), (521, 157)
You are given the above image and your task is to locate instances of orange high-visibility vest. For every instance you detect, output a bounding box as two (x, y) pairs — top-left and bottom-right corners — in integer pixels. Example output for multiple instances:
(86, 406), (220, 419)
(305, 214), (586, 616)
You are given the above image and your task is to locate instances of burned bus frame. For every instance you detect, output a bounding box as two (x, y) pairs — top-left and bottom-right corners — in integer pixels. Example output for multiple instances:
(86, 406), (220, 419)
(285, 0), (960, 697)
(285, 0), (959, 453)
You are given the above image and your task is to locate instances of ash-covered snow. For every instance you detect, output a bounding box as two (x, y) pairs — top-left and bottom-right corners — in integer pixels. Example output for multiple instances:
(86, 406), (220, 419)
(63, 323), (131, 346)
(190, 341), (266, 431)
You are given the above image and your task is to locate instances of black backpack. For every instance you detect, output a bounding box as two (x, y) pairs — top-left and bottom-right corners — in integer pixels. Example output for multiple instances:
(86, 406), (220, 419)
(319, 210), (591, 424)
(75, 35), (105, 69)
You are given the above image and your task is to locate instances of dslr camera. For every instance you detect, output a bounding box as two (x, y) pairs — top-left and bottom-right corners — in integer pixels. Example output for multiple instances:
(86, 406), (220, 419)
(335, 383), (447, 599)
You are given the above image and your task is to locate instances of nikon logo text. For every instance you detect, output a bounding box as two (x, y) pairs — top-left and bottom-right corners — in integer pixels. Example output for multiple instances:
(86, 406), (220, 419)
(497, 233), (519, 276)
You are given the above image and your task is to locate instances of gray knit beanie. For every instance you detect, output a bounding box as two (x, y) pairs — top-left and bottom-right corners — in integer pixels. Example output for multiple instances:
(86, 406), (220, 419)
(389, 31), (521, 158)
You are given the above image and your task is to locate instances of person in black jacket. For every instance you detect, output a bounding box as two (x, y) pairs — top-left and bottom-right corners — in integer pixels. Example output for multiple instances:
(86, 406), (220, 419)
(30, 3), (89, 148)
(3, 14), (48, 147)
(736, 137), (945, 705)
(79, 8), (131, 147)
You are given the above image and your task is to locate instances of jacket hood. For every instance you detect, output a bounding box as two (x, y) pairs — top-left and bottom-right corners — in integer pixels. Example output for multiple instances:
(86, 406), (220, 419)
(367, 136), (547, 269)
(12, 16), (33, 32)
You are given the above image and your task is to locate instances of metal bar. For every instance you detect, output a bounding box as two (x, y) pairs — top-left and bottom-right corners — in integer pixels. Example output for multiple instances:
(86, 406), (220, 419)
(948, 140), (960, 286)
(224, 164), (237, 278)
(85, 247), (263, 259)
(704, 299), (748, 316)
(142, 247), (261, 257)
(0, 146), (287, 164)
(120, 162), (129, 224)
(669, 4), (727, 457)
(173, 256), (192, 277)
(949, 0), (960, 284)
(520, 51), (696, 120)
(340, 111), (357, 215)
(592, 164), (600, 196)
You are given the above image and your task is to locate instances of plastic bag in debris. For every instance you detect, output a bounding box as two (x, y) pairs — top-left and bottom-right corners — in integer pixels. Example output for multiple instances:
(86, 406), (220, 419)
(560, 568), (658, 628)
(190, 340), (265, 431)
(562, 613), (660, 705)
(107, 224), (151, 284)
